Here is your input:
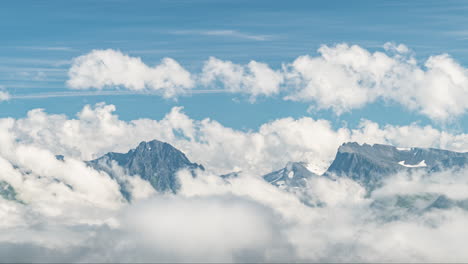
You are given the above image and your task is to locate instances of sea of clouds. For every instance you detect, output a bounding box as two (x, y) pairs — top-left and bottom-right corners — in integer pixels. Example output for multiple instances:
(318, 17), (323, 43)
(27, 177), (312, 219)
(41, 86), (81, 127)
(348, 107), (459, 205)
(1, 104), (468, 262)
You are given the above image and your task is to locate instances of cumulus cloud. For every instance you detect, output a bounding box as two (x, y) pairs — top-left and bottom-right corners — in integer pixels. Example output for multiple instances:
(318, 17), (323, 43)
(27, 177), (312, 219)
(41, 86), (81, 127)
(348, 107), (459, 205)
(184, 170), (468, 263)
(1, 103), (468, 262)
(200, 57), (283, 99)
(8, 103), (468, 177)
(67, 49), (194, 98)
(284, 43), (468, 120)
(65, 44), (468, 121)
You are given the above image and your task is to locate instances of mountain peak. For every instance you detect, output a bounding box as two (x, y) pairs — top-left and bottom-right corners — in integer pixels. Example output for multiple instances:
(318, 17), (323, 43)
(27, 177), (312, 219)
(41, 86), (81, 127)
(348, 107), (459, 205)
(135, 139), (167, 149)
(338, 142), (397, 154)
(328, 142), (468, 192)
(263, 161), (317, 189)
(88, 139), (204, 198)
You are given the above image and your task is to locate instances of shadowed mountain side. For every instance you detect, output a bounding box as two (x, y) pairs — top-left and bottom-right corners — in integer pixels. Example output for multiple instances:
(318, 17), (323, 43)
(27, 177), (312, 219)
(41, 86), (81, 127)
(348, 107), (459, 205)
(88, 140), (204, 199)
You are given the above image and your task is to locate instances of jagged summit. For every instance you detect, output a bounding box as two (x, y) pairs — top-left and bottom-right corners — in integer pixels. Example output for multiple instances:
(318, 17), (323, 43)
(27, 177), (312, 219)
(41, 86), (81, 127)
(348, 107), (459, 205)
(327, 142), (468, 191)
(338, 142), (396, 154)
(337, 142), (468, 166)
(263, 161), (317, 189)
(261, 142), (468, 193)
(88, 139), (203, 198)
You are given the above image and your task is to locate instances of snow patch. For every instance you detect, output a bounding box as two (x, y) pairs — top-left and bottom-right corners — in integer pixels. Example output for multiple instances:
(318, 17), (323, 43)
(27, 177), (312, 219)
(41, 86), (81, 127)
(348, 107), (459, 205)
(398, 160), (427, 168)
(306, 160), (330, 175)
(397, 147), (411, 151)
(288, 171), (294, 179)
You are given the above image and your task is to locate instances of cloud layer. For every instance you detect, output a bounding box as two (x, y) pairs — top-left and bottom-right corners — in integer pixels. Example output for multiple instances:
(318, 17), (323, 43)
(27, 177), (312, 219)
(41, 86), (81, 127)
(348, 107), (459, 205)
(1, 103), (468, 262)
(66, 43), (468, 121)
(9, 103), (468, 176)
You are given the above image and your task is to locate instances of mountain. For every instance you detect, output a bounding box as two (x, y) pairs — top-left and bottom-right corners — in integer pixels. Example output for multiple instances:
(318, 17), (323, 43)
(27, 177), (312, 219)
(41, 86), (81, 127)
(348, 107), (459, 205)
(262, 162), (322, 207)
(0, 181), (19, 202)
(325, 142), (468, 192)
(263, 162), (317, 189)
(261, 143), (468, 212)
(88, 140), (204, 199)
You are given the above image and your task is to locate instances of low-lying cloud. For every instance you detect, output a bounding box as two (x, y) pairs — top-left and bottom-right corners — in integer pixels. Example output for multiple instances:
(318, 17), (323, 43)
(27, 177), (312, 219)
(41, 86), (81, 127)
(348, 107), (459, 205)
(8, 103), (468, 176)
(0, 104), (468, 262)
(1, 162), (468, 262)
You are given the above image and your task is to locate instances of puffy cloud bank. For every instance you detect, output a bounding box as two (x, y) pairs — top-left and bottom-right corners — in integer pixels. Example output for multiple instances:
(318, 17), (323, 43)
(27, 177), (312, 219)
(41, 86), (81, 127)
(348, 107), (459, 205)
(284, 43), (468, 120)
(9, 102), (468, 176)
(0, 103), (468, 262)
(200, 56), (284, 100)
(67, 49), (194, 98)
(67, 43), (468, 121)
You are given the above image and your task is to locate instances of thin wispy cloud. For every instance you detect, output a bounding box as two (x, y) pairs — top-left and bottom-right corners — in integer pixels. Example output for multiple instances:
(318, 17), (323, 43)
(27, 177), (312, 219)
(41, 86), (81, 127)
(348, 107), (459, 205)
(0, 57), (71, 67)
(9, 89), (227, 100)
(446, 30), (468, 40)
(172, 30), (273, 41)
(17, 46), (76, 52)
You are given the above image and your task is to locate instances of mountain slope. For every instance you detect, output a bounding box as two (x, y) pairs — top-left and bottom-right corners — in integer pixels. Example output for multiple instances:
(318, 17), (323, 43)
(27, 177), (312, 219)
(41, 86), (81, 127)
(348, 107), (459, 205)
(88, 140), (204, 198)
(326, 142), (468, 191)
(263, 162), (318, 189)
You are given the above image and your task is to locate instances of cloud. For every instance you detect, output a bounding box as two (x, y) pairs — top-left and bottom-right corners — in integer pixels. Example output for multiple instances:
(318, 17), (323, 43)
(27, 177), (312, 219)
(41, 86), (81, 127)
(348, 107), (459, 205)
(293, 43), (468, 121)
(178, 169), (468, 262)
(110, 195), (287, 262)
(67, 49), (194, 98)
(8, 89), (227, 100)
(200, 56), (283, 99)
(65, 44), (468, 121)
(1, 103), (468, 262)
(8, 102), (468, 178)
(172, 29), (272, 41)
(17, 46), (76, 52)
(284, 43), (468, 121)
(373, 168), (468, 200)
(0, 91), (10, 101)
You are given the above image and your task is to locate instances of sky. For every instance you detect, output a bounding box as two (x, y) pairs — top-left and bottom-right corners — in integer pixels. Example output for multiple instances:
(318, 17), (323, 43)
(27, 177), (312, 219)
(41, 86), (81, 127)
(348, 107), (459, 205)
(4, 1), (468, 262)
(2, 0), (468, 131)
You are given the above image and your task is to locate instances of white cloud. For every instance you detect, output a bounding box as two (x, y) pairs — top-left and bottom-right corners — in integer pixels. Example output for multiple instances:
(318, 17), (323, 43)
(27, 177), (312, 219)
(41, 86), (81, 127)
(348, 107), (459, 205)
(7, 102), (468, 179)
(172, 29), (272, 41)
(67, 49), (194, 98)
(383, 42), (410, 53)
(65, 44), (468, 121)
(18, 46), (75, 52)
(200, 57), (283, 99)
(284, 43), (391, 113)
(1, 103), (468, 262)
(284, 43), (468, 121)
(0, 91), (10, 101)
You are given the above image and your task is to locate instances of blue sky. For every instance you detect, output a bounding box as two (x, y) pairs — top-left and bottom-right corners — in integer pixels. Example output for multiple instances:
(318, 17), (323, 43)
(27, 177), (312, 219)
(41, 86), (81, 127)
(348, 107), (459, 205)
(1, 0), (468, 131)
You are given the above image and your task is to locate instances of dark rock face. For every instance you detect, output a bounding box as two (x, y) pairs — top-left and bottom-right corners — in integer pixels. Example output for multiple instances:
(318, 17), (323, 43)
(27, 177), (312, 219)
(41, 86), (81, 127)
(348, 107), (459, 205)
(325, 142), (468, 191)
(263, 162), (317, 189)
(88, 140), (204, 198)
(262, 142), (468, 213)
(262, 162), (321, 207)
(0, 181), (19, 202)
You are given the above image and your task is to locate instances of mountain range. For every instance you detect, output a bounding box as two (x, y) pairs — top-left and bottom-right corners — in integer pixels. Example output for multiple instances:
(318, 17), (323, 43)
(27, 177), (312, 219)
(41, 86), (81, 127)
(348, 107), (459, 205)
(82, 140), (468, 211)
(86, 140), (468, 196)
(4, 139), (468, 212)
